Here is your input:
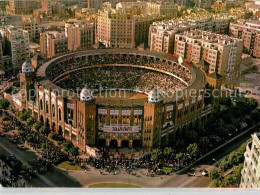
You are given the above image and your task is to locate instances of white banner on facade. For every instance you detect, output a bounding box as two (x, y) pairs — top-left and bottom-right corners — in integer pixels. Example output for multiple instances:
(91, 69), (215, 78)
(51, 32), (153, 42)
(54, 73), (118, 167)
(178, 103), (183, 110)
(98, 108), (107, 115)
(100, 126), (140, 133)
(122, 110), (131, 116)
(166, 105), (174, 112)
(110, 109), (119, 115)
(134, 110), (142, 115)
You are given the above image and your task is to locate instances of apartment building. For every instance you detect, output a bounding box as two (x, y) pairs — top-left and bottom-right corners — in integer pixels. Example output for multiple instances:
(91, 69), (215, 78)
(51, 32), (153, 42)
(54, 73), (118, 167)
(229, 20), (260, 58)
(212, 0), (226, 12)
(194, 0), (213, 8)
(174, 30), (243, 85)
(6, 0), (39, 15)
(134, 14), (164, 47)
(22, 17), (39, 42)
(0, 25), (30, 74)
(149, 16), (231, 54)
(66, 19), (94, 51)
(96, 7), (164, 48)
(40, 31), (67, 59)
(96, 8), (135, 48)
(0, 12), (7, 26)
(147, 1), (178, 19)
(0, 1), (7, 11)
(116, 2), (148, 15)
(240, 133), (260, 188)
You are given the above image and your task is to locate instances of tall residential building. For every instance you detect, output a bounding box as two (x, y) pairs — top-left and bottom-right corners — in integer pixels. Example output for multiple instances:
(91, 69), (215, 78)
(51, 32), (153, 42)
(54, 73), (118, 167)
(173, 30), (243, 85)
(149, 17), (231, 54)
(147, 1), (178, 19)
(6, 0), (39, 15)
(96, 7), (163, 48)
(96, 8), (135, 48)
(229, 20), (260, 58)
(66, 19), (94, 51)
(41, 0), (51, 12)
(22, 17), (40, 42)
(0, 25), (30, 74)
(40, 31), (68, 59)
(240, 133), (260, 188)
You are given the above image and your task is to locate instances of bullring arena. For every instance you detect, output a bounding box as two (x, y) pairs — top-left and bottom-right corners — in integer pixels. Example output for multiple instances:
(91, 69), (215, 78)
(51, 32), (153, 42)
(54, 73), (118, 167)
(20, 49), (207, 151)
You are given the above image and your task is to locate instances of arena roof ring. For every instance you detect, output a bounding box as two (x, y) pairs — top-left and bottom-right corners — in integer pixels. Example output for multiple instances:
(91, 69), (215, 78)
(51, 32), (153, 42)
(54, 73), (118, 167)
(36, 49), (206, 104)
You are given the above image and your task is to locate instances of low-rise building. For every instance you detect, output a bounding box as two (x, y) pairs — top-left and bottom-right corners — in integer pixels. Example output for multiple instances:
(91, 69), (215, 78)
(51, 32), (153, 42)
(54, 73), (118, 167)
(240, 133), (260, 188)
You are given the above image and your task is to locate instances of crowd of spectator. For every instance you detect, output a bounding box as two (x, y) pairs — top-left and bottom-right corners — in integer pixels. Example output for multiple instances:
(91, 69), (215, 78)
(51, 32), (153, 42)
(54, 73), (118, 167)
(87, 146), (193, 176)
(47, 53), (192, 95)
(56, 66), (187, 95)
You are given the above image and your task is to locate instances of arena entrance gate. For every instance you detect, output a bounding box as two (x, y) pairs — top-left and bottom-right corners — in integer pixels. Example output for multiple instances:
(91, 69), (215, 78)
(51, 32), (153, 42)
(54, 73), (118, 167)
(121, 140), (129, 148)
(110, 140), (118, 148)
(98, 139), (106, 147)
(133, 140), (141, 148)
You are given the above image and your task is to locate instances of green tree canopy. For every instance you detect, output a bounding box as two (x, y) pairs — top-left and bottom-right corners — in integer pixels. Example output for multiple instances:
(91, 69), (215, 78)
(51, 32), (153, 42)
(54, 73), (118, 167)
(0, 99), (10, 109)
(209, 169), (219, 180)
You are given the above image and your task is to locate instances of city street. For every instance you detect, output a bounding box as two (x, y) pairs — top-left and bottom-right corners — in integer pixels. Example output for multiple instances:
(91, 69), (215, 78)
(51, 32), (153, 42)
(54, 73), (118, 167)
(0, 135), (81, 187)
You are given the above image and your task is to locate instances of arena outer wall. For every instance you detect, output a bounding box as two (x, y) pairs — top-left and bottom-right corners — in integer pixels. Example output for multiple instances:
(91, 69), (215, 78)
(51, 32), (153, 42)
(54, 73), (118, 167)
(20, 49), (209, 151)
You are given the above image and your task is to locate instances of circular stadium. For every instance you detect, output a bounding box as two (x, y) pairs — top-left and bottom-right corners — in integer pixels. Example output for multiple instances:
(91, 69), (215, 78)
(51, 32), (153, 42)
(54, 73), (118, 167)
(30, 49), (206, 150)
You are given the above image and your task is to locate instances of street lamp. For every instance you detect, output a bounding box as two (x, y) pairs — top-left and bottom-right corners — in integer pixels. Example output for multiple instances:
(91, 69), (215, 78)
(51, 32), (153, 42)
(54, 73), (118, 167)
(212, 158), (220, 167)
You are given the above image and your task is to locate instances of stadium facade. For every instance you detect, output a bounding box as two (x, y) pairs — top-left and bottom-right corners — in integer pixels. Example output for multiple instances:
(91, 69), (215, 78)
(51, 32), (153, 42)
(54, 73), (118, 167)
(20, 49), (209, 151)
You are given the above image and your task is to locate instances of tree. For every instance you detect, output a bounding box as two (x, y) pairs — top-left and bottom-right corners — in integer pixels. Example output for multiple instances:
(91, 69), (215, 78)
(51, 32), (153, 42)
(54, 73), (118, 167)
(18, 112), (30, 121)
(63, 142), (73, 152)
(163, 147), (172, 157)
(18, 130), (25, 137)
(219, 159), (231, 172)
(198, 137), (210, 153)
(70, 146), (79, 157)
(41, 143), (46, 150)
(209, 169), (219, 180)
(251, 108), (260, 122)
(176, 152), (184, 167)
(39, 126), (49, 135)
(187, 143), (198, 158)
(33, 123), (42, 131)
(221, 175), (237, 187)
(0, 99), (10, 109)
(233, 163), (243, 178)
(48, 132), (55, 140)
(151, 149), (162, 161)
(26, 118), (34, 127)
(27, 136), (33, 143)
(210, 179), (222, 187)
